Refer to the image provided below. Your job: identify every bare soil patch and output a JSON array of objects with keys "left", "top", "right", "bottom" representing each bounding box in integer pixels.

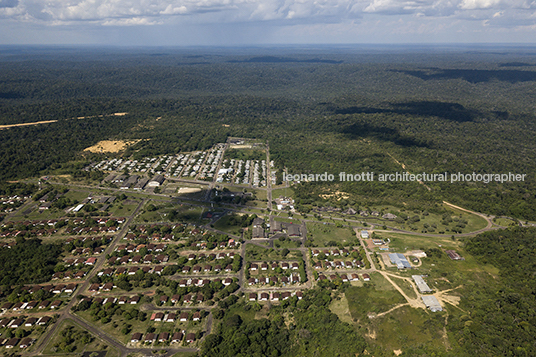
[{"left": 84, "top": 139, "right": 141, "bottom": 154}]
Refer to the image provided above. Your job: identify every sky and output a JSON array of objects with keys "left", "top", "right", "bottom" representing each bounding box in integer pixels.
[{"left": 1, "top": 0, "right": 536, "bottom": 46}]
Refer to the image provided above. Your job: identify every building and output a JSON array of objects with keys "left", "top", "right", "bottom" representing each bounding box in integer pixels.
[
  {"left": 412, "top": 275, "right": 433, "bottom": 293},
  {"left": 287, "top": 224, "right": 300, "bottom": 237},
  {"left": 445, "top": 250, "right": 464, "bottom": 260},
  {"left": 422, "top": 295, "right": 443, "bottom": 312},
  {"left": 252, "top": 226, "right": 265, "bottom": 239},
  {"left": 360, "top": 230, "right": 369, "bottom": 239},
  {"left": 389, "top": 253, "right": 412, "bottom": 269},
  {"left": 147, "top": 174, "right": 165, "bottom": 187}
]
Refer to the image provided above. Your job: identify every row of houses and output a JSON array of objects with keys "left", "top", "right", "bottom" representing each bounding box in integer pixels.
[
  {"left": 312, "top": 248, "right": 352, "bottom": 257},
  {"left": 130, "top": 331, "right": 195, "bottom": 344},
  {"left": 249, "top": 291, "right": 303, "bottom": 301},
  {"left": 314, "top": 260, "right": 364, "bottom": 270},
  {"left": 318, "top": 273, "right": 370, "bottom": 282},
  {"left": 2, "top": 299, "right": 62, "bottom": 311},
  {"left": 117, "top": 242, "right": 167, "bottom": 253},
  {"left": 150, "top": 310, "right": 203, "bottom": 322},
  {"left": 184, "top": 251, "right": 236, "bottom": 261},
  {"left": 181, "top": 264, "right": 233, "bottom": 274},
  {"left": 107, "top": 254, "right": 169, "bottom": 265},
  {"left": 250, "top": 261, "right": 299, "bottom": 271},
  {"left": 177, "top": 277, "right": 229, "bottom": 288},
  {"left": 247, "top": 275, "right": 301, "bottom": 285},
  {"left": 0, "top": 316, "right": 51, "bottom": 329},
  {"left": 21, "top": 283, "right": 76, "bottom": 296},
  {"left": 1, "top": 336, "right": 35, "bottom": 349},
  {"left": 100, "top": 265, "right": 165, "bottom": 276}
]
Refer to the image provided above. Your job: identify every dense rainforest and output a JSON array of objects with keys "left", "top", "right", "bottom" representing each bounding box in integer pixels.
[{"left": 1, "top": 45, "right": 535, "bottom": 220}]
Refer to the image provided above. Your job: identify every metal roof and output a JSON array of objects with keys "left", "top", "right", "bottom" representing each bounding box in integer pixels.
[
  {"left": 388, "top": 253, "right": 412, "bottom": 269},
  {"left": 421, "top": 295, "right": 443, "bottom": 312}
]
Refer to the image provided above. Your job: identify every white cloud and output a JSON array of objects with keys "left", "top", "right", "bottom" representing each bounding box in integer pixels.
[
  {"left": 459, "top": 0, "right": 501, "bottom": 10},
  {"left": 0, "top": 0, "right": 534, "bottom": 40}
]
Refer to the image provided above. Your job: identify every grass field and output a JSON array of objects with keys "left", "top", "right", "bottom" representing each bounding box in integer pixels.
[
  {"left": 306, "top": 222, "right": 357, "bottom": 246},
  {"left": 245, "top": 244, "right": 303, "bottom": 261},
  {"left": 272, "top": 187, "right": 294, "bottom": 199},
  {"left": 346, "top": 273, "right": 406, "bottom": 318},
  {"left": 42, "top": 318, "right": 119, "bottom": 356},
  {"left": 493, "top": 217, "right": 517, "bottom": 227}
]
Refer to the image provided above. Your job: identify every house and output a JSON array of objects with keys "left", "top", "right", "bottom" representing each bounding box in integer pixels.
[
  {"left": 183, "top": 294, "right": 192, "bottom": 303},
  {"left": 25, "top": 317, "right": 38, "bottom": 326},
  {"left": 128, "top": 296, "right": 140, "bottom": 304},
  {"left": 223, "top": 278, "right": 232, "bottom": 286},
  {"left": 272, "top": 292, "right": 280, "bottom": 301},
  {"left": 144, "top": 332, "right": 156, "bottom": 343},
  {"left": 50, "top": 300, "right": 62, "bottom": 309},
  {"left": 249, "top": 293, "right": 257, "bottom": 301},
  {"left": 180, "top": 312, "right": 189, "bottom": 321},
  {"left": 296, "top": 291, "right": 303, "bottom": 299},
  {"left": 166, "top": 312, "right": 176, "bottom": 322},
  {"left": 360, "top": 230, "right": 369, "bottom": 239},
  {"left": 118, "top": 296, "right": 128, "bottom": 304},
  {"left": 260, "top": 292, "right": 269, "bottom": 301},
  {"left": 154, "top": 312, "right": 164, "bottom": 322},
  {"left": 250, "top": 263, "right": 258, "bottom": 271},
  {"left": 37, "top": 316, "right": 51, "bottom": 325},
  {"left": 362, "top": 274, "right": 371, "bottom": 281},
  {"left": 5, "top": 338, "right": 19, "bottom": 348},
  {"left": 102, "top": 282, "right": 113, "bottom": 291},
  {"left": 281, "top": 292, "right": 292, "bottom": 300},
  {"left": 9, "top": 318, "right": 24, "bottom": 328},
  {"left": 131, "top": 332, "right": 143, "bottom": 343},
  {"left": 85, "top": 257, "right": 97, "bottom": 265},
  {"left": 193, "top": 311, "right": 201, "bottom": 321},
  {"left": 160, "top": 295, "right": 169, "bottom": 303},
  {"left": 158, "top": 332, "right": 169, "bottom": 342},
  {"left": 26, "top": 300, "right": 38, "bottom": 309},
  {"left": 172, "top": 331, "right": 183, "bottom": 343},
  {"left": 185, "top": 333, "right": 196, "bottom": 343},
  {"left": 19, "top": 337, "right": 34, "bottom": 348}
]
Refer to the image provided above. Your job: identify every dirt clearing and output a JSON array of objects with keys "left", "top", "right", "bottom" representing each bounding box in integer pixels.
[{"left": 83, "top": 139, "right": 141, "bottom": 153}]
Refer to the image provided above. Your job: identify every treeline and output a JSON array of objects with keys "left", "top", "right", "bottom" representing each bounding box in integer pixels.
[{"left": 448, "top": 227, "right": 536, "bottom": 356}]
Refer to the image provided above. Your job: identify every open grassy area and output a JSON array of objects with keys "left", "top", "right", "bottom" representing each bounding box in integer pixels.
[
  {"left": 370, "top": 305, "right": 447, "bottom": 352},
  {"left": 329, "top": 293, "right": 354, "bottom": 325},
  {"left": 42, "top": 318, "right": 119, "bottom": 356},
  {"left": 372, "top": 231, "right": 459, "bottom": 252},
  {"left": 245, "top": 244, "right": 303, "bottom": 261},
  {"left": 272, "top": 187, "right": 294, "bottom": 199},
  {"left": 346, "top": 273, "right": 406, "bottom": 318},
  {"left": 213, "top": 213, "right": 245, "bottom": 235},
  {"left": 493, "top": 217, "right": 517, "bottom": 227},
  {"left": 306, "top": 221, "right": 357, "bottom": 247}
]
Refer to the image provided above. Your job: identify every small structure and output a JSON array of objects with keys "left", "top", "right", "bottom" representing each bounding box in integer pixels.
[
  {"left": 360, "top": 230, "right": 369, "bottom": 239},
  {"left": 445, "top": 250, "right": 464, "bottom": 260},
  {"left": 422, "top": 295, "right": 443, "bottom": 312}
]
